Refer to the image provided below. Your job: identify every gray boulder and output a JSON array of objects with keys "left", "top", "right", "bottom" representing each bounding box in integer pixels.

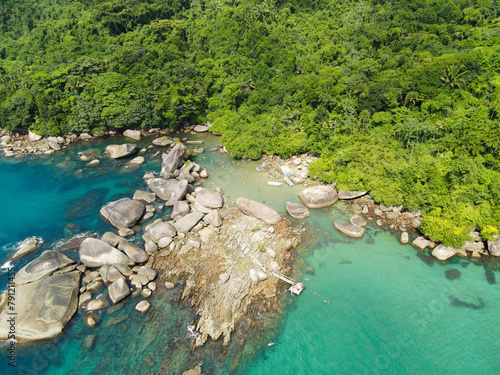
[
  {"left": 122, "top": 243, "right": 149, "bottom": 263},
  {"left": 161, "top": 143, "right": 187, "bottom": 175},
  {"left": 152, "top": 137, "right": 173, "bottom": 147},
  {"left": 10, "top": 237, "right": 40, "bottom": 260},
  {"left": 285, "top": 202, "right": 310, "bottom": 219},
  {"left": 236, "top": 197, "right": 281, "bottom": 224},
  {"left": 15, "top": 250, "right": 75, "bottom": 285},
  {"left": 205, "top": 210, "right": 223, "bottom": 227},
  {"left": 108, "top": 278, "right": 130, "bottom": 304},
  {"left": 193, "top": 125, "right": 209, "bottom": 132},
  {"left": 195, "top": 190, "right": 223, "bottom": 209},
  {"left": 79, "top": 238, "right": 134, "bottom": 267},
  {"left": 133, "top": 190, "right": 156, "bottom": 203},
  {"left": 123, "top": 129, "right": 141, "bottom": 140},
  {"left": 143, "top": 222, "right": 177, "bottom": 243},
  {"left": 101, "top": 232, "right": 127, "bottom": 249},
  {"left": 171, "top": 201, "right": 190, "bottom": 219},
  {"left": 100, "top": 198, "right": 145, "bottom": 228},
  {"left": 104, "top": 144, "right": 138, "bottom": 159},
  {"left": 488, "top": 237, "right": 500, "bottom": 256},
  {"left": 147, "top": 178, "right": 188, "bottom": 202},
  {"left": 333, "top": 222, "right": 365, "bottom": 238},
  {"left": 298, "top": 186, "right": 338, "bottom": 208},
  {"left": 412, "top": 236, "right": 431, "bottom": 251},
  {"left": 174, "top": 212, "right": 204, "bottom": 233},
  {"left": 0, "top": 271, "right": 80, "bottom": 342}
]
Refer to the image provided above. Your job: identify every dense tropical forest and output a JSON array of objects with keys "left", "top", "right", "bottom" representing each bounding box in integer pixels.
[{"left": 1, "top": 0, "right": 499, "bottom": 246}]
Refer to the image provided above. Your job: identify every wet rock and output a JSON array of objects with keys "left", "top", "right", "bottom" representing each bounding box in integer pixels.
[
  {"left": 79, "top": 238, "right": 134, "bottom": 267},
  {"left": 431, "top": 245, "right": 457, "bottom": 261},
  {"left": 148, "top": 282, "right": 157, "bottom": 291},
  {"left": 125, "top": 156, "right": 145, "bottom": 168},
  {"left": 86, "top": 159, "right": 100, "bottom": 167},
  {"left": 106, "top": 266, "right": 124, "bottom": 283},
  {"left": 236, "top": 197, "right": 281, "bottom": 224},
  {"left": 349, "top": 215, "right": 366, "bottom": 227},
  {"left": 161, "top": 143, "right": 188, "bottom": 175},
  {"left": 135, "top": 300, "right": 150, "bottom": 313},
  {"left": 83, "top": 271, "right": 100, "bottom": 284},
  {"left": 86, "top": 298, "right": 107, "bottom": 312},
  {"left": 83, "top": 314, "right": 97, "bottom": 328},
  {"left": 0, "top": 272, "right": 80, "bottom": 342},
  {"left": 148, "top": 178, "right": 188, "bottom": 202},
  {"left": 333, "top": 222, "right": 365, "bottom": 238},
  {"left": 79, "top": 292, "right": 92, "bottom": 308},
  {"left": 298, "top": 185, "right": 338, "bottom": 209},
  {"left": 108, "top": 278, "right": 130, "bottom": 304},
  {"left": 10, "top": 237, "right": 40, "bottom": 260},
  {"left": 174, "top": 212, "right": 205, "bottom": 233},
  {"left": 285, "top": 202, "right": 310, "bottom": 219},
  {"left": 143, "top": 221, "right": 177, "bottom": 243},
  {"left": 100, "top": 198, "right": 145, "bottom": 228},
  {"left": 141, "top": 288, "right": 152, "bottom": 298},
  {"left": 123, "top": 129, "right": 141, "bottom": 140},
  {"left": 118, "top": 227, "right": 135, "bottom": 237},
  {"left": 153, "top": 137, "right": 173, "bottom": 147},
  {"left": 445, "top": 269, "right": 461, "bottom": 280},
  {"left": 122, "top": 243, "right": 148, "bottom": 263},
  {"left": 104, "top": 144, "right": 138, "bottom": 159},
  {"left": 15, "top": 250, "right": 75, "bottom": 285}
]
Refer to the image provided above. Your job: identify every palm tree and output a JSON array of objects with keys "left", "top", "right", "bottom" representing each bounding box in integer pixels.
[{"left": 441, "top": 65, "right": 468, "bottom": 89}]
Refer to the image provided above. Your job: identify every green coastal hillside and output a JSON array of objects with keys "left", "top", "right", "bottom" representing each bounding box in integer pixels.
[{"left": 1, "top": 0, "right": 499, "bottom": 246}]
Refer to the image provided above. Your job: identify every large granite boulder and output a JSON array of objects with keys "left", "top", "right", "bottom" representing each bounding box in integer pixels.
[
  {"left": 104, "top": 144, "right": 138, "bottom": 159},
  {"left": 285, "top": 202, "right": 310, "bottom": 219},
  {"left": 79, "top": 238, "right": 134, "bottom": 267},
  {"left": 431, "top": 245, "right": 457, "bottom": 261},
  {"left": 10, "top": 237, "right": 40, "bottom": 260},
  {"left": 174, "top": 212, "right": 204, "bottom": 233},
  {"left": 488, "top": 237, "right": 500, "bottom": 256},
  {"left": 15, "top": 250, "right": 75, "bottom": 285},
  {"left": 298, "top": 186, "right": 338, "bottom": 208},
  {"left": 100, "top": 198, "right": 145, "bottom": 228},
  {"left": 161, "top": 143, "right": 187, "bottom": 175},
  {"left": 333, "top": 222, "right": 365, "bottom": 238},
  {"left": 108, "top": 278, "right": 130, "bottom": 304},
  {"left": 143, "top": 222, "right": 177, "bottom": 243},
  {"left": 0, "top": 271, "right": 80, "bottom": 342},
  {"left": 236, "top": 197, "right": 281, "bottom": 224},
  {"left": 195, "top": 190, "right": 223, "bottom": 209},
  {"left": 147, "top": 178, "right": 188, "bottom": 202}
]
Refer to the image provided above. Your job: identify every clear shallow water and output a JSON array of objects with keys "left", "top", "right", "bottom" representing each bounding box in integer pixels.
[{"left": 0, "top": 134, "right": 499, "bottom": 374}]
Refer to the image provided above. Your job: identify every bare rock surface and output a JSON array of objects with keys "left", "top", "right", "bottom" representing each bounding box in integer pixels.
[
  {"left": 432, "top": 245, "right": 457, "bottom": 261},
  {"left": 15, "top": 250, "right": 75, "bottom": 285},
  {"left": 100, "top": 198, "right": 145, "bottom": 228},
  {"left": 298, "top": 185, "right": 338, "bottom": 208},
  {"left": 147, "top": 178, "right": 188, "bottom": 202},
  {"left": 236, "top": 197, "right": 281, "bottom": 224},
  {"left": 161, "top": 143, "right": 187, "bottom": 175},
  {"left": 79, "top": 238, "right": 134, "bottom": 267},
  {"left": 338, "top": 191, "right": 367, "bottom": 200},
  {"left": 153, "top": 209, "right": 299, "bottom": 348},
  {"left": 10, "top": 236, "right": 40, "bottom": 260}
]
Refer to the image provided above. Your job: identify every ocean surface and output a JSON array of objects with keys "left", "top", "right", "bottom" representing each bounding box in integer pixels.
[{"left": 0, "top": 134, "right": 499, "bottom": 375}]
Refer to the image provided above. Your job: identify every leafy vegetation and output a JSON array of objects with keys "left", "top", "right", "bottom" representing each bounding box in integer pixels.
[{"left": 1, "top": 0, "right": 499, "bottom": 246}]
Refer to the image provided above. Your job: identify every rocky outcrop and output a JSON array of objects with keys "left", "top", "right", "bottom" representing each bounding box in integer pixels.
[
  {"left": 10, "top": 237, "right": 40, "bottom": 260},
  {"left": 79, "top": 238, "right": 134, "bottom": 267},
  {"left": 285, "top": 202, "right": 310, "bottom": 219},
  {"left": 0, "top": 271, "right": 80, "bottom": 342},
  {"left": 100, "top": 198, "right": 145, "bottom": 228},
  {"left": 147, "top": 178, "right": 188, "bottom": 202},
  {"left": 104, "top": 144, "right": 138, "bottom": 159},
  {"left": 431, "top": 245, "right": 457, "bottom": 261},
  {"left": 298, "top": 185, "right": 338, "bottom": 208},
  {"left": 236, "top": 197, "right": 281, "bottom": 224},
  {"left": 15, "top": 250, "right": 75, "bottom": 285},
  {"left": 161, "top": 143, "right": 187, "bottom": 175},
  {"left": 333, "top": 222, "right": 365, "bottom": 238},
  {"left": 338, "top": 191, "right": 367, "bottom": 200}
]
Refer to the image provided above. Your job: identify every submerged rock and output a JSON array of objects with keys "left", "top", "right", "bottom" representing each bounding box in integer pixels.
[
  {"left": 15, "top": 250, "right": 75, "bottom": 285},
  {"left": 0, "top": 272, "right": 80, "bottom": 342},
  {"left": 65, "top": 188, "right": 108, "bottom": 220},
  {"left": 445, "top": 269, "right": 461, "bottom": 280},
  {"left": 236, "top": 197, "right": 281, "bottom": 224},
  {"left": 333, "top": 222, "right": 365, "bottom": 238},
  {"left": 349, "top": 215, "right": 366, "bottom": 227},
  {"left": 298, "top": 185, "right": 338, "bottom": 208},
  {"left": 100, "top": 198, "right": 145, "bottom": 228},
  {"left": 285, "top": 202, "right": 310, "bottom": 219}
]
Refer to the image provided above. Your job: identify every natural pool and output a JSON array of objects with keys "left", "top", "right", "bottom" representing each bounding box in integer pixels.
[{"left": 0, "top": 133, "right": 499, "bottom": 374}]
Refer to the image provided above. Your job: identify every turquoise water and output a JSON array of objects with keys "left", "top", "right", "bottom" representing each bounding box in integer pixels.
[{"left": 1, "top": 134, "right": 499, "bottom": 374}]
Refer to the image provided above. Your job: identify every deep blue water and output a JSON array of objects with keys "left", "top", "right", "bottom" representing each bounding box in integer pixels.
[{"left": 0, "top": 134, "right": 499, "bottom": 375}]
